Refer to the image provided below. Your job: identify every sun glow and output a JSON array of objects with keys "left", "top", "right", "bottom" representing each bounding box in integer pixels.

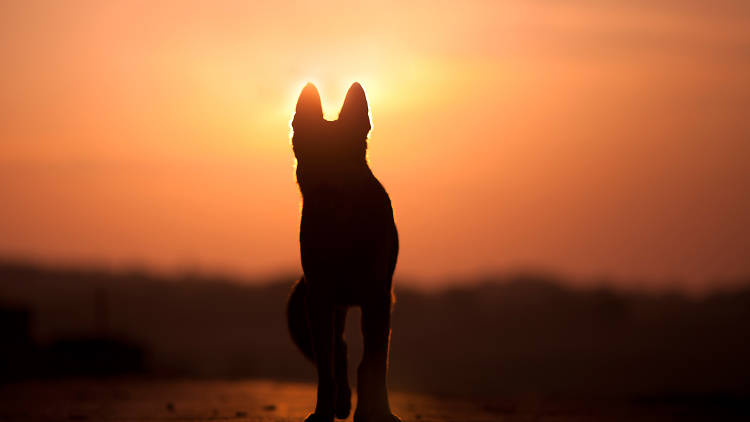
[{"left": 289, "top": 77, "right": 380, "bottom": 122}]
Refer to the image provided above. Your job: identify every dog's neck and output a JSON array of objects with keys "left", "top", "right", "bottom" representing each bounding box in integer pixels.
[{"left": 296, "top": 158, "right": 373, "bottom": 197}]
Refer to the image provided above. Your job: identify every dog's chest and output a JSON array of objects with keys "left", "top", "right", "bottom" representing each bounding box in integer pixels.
[{"left": 300, "top": 196, "right": 368, "bottom": 243}]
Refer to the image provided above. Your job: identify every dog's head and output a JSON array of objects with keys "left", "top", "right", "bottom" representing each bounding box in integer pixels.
[{"left": 291, "top": 83, "right": 371, "bottom": 172}]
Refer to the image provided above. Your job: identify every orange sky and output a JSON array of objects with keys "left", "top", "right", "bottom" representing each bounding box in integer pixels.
[{"left": 1, "top": 1, "right": 749, "bottom": 292}]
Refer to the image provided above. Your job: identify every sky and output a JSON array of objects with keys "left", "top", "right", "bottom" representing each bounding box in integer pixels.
[{"left": 1, "top": 1, "right": 749, "bottom": 292}]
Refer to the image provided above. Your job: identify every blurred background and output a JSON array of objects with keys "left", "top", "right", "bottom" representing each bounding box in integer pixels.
[{"left": 1, "top": 0, "right": 749, "bottom": 403}]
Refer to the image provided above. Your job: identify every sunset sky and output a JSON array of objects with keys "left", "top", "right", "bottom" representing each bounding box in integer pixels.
[{"left": 1, "top": 1, "right": 749, "bottom": 292}]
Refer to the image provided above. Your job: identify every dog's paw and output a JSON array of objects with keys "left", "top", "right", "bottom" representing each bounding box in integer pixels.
[
  {"left": 335, "top": 386, "right": 351, "bottom": 419},
  {"left": 305, "top": 412, "right": 334, "bottom": 422},
  {"left": 353, "top": 410, "right": 401, "bottom": 422}
]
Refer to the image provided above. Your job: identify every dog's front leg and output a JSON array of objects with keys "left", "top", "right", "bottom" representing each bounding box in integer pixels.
[
  {"left": 355, "top": 294, "right": 401, "bottom": 422},
  {"left": 305, "top": 291, "right": 336, "bottom": 422}
]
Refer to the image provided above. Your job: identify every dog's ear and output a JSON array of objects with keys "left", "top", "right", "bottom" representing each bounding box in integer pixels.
[
  {"left": 292, "top": 83, "right": 323, "bottom": 131},
  {"left": 338, "top": 82, "right": 371, "bottom": 136}
]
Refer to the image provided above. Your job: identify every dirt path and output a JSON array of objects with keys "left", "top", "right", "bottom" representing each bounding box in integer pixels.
[{"left": 0, "top": 379, "right": 743, "bottom": 421}]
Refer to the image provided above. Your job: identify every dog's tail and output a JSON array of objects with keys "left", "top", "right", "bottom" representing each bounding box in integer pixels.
[{"left": 287, "top": 277, "right": 314, "bottom": 362}]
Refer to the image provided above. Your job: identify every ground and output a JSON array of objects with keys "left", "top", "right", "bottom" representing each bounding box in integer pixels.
[{"left": 0, "top": 379, "right": 743, "bottom": 422}]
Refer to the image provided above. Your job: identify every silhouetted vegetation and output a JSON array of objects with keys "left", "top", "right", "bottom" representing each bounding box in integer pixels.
[{"left": 1, "top": 260, "right": 748, "bottom": 398}]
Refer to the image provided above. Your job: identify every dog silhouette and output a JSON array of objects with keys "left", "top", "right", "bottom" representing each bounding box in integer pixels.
[{"left": 287, "top": 82, "right": 400, "bottom": 422}]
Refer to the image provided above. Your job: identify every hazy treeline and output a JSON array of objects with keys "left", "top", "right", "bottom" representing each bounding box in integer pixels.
[{"left": 1, "top": 261, "right": 748, "bottom": 397}]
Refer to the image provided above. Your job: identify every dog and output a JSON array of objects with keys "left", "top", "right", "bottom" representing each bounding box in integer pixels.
[{"left": 287, "top": 82, "right": 400, "bottom": 422}]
